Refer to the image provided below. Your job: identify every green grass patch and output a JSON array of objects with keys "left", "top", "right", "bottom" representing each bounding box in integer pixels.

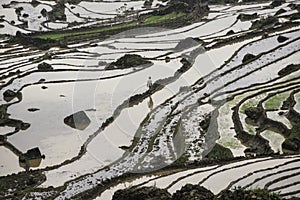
[
  {"left": 36, "top": 12, "right": 185, "bottom": 40},
  {"left": 245, "top": 124, "right": 255, "bottom": 134},
  {"left": 143, "top": 12, "right": 185, "bottom": 24},
  {"left": 264, "top": 92, "right": 290, "bottom": 110},
  {"left": 37, "top": 22, "right": 136, "bottom": 40},
  {"left": 240, "top": 99, "right": 257, "bottom": 114},
  {"left": 205, "top": 143, "right": 233, "bottom": 159},
  {"left": 288, "top": 125, "right": 300, "bottom": 140}
]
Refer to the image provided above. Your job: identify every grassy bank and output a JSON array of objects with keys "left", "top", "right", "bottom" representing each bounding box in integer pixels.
[{"left": 35, "top": 12, "right": 185, "bottom": 40}]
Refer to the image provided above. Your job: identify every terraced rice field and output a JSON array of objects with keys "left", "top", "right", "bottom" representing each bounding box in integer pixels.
[{"left": 0, "top": 0, "right": 300, "bottom": 199}]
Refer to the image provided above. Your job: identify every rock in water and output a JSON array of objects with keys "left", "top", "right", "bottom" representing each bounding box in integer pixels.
[
  {"left": 64, "top": 111, "right": 91, "bottom": 130},
  {"left": 242, "top": 53, "right": 256, "bottom": 63},
  {"left": 277, "top": 35, "right": 289, "bottom": 43}
]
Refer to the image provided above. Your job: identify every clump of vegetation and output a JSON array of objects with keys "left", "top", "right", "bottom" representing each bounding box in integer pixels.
[
  {"left": 207, "top": 0, "right": 238, "bottom": 4},
  {"left": 47, "top": 1, "right": 66, "bottom": 21},
  {"left": 143, "top": 0, "right": 153, "bottom": 8},
  {"left": 244, "top": 106, "right": 265, "bottom": 122},
  {"left": 282, "top": 124, "right": 300, "bottom": 153},
  {"left": 113, "top": 186, "right": 172, "bottom": 200},
  {"left": 9, "top": 31, "right": 63, "bottom": 50},
  {"left": 237, "top": 13, "right": 258, "bottom": 21},
  {"left": 106, "top": 54, "right": 152, "bottom": 70},
  {"left": 205, "top": 143, "right": 234, "bottom": 160},
  {"left": 275, "top": 8, "right": 287, "bottom": 15},
  {"left": 270, "top": 0, "right": 286, "bottom": 8},
  {"left": 37, "top": 62, "right": 53, "bottom": 71},
  {"left": 113, "top": 184, "right": 286, "bottom": 200},
  {"left": 219, "top": 187, "right": 283, "bottom": 199},
  {"left": 172, "top": 184, "right": 214, "bottom": 200},
  {"left": 251, "top": 16, "right": 279, "bottom": 29},
  {"left": 278, "top": 64, "right": 300, "bottom": 77},
  {"left": 290, "top": 13, "right": 300, "bottom": 21},
  {"left": 0, "top": 171, "right": 46, "bottom": 199},
  {"left": 36, "top": 11, "right": 186, "bottom": 40}
]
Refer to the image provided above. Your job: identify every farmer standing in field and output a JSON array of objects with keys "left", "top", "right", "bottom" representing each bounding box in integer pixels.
[{"left": 147, "top": 76, "right": 152, "bottom": 89}]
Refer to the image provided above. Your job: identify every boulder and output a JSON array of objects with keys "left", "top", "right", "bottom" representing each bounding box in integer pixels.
[
  {"left": 64, "top": 111, "right": 91, "bottom": 130},
  {"left": 37, "top": 62, "right": 53, "bottom": 71}
]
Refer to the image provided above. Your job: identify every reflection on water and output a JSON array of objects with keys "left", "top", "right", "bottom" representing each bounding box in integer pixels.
[{"left": 147, "top": 96, "right": 153, "bottom": 110}]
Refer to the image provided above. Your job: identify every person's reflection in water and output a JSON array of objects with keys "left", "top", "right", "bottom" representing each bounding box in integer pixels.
[{"left": 148, "top": 96, "right": 153, "bottom": 110}]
